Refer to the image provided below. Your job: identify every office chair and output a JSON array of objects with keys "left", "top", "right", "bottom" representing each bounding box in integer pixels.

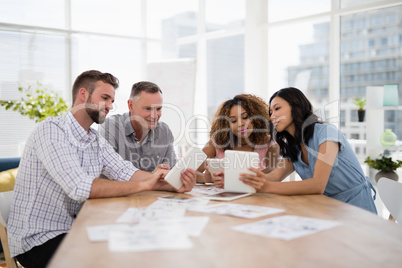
[
  {"left": 377, "top": 177, "right": 402, "bottom": 224},
  {"left": 0, "top": 190, "right": 18, "bottom": 268}
]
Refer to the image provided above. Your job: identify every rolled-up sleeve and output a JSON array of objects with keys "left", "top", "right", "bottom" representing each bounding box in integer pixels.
[
  {"left": 316, "top": 123, "right": 345, "bottom": 151},
  {"left": 35, "top": 122, "right": 95, "bottom": 202},
  {"left": 99, "top": 136, "right": 139, "bottom": 181}
]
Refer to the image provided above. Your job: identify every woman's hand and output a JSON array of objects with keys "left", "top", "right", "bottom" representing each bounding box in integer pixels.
[
  {"left": 204, "top": 168, "right": 213, "bottom": 183},
  {"left": 239, "top": 167, "right": 268, "bottom": 191},
  {"left": 213, "top": 170, "right": 224, "bottom": 188}
]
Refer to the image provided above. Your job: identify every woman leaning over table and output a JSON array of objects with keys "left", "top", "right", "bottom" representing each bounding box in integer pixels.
[
  {"left": 196, "top": 94, "right": 280, "bottom": 187},
  {"left": 240, "top": 87, "right": 377, "bottom": 213}
]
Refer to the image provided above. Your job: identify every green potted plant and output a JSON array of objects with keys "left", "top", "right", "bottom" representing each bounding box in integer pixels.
[
  {"left": 352, "top": 97, "right": 366, "bottom": 122},
  {"left": 0, "top": 82, "right": 68, "bottom": 122},
  {"left": 365, "top": 154, "right": 402, "bottom": 182}
]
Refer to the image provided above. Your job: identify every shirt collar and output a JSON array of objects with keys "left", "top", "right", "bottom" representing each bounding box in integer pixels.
[
  {"left": 124, "top": 112, "right": 158, "bottom": 142},
  {"left": 67, "top": 111, "right": 97, "bottom": 144}
]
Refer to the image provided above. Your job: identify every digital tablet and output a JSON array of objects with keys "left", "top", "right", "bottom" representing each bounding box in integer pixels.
[
  {"left": 206, "top": 158, "right": 225, "bottom": 176},
  {"left": 204, "top": 191, "right": 252, "bottom": 201},
  {"left": 164, "top": 147, "right": 207, "bottom": 190},
  {"left": 224, "top": 150, "right": 259, "bottom": 193}
]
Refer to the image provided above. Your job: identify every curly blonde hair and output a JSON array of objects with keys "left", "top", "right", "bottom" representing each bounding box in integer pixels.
[{"left": 210, "top": 94, "right": 272, "bottom": 151}]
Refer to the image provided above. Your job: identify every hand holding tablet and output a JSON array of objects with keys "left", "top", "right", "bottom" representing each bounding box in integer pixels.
[
  {"left": 206, "top": 158, "right": 225, "bottom": 177},
  {"left": 164, "top": 147, "right": 207, "bottom": 190},
  {"left": 204, "top": 150, "right": 259, "bottom": 201}
]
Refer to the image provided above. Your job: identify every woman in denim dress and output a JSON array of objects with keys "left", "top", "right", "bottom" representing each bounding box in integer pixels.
[{"left": 240, "top": 87, "right": 377, "bottom": 213}]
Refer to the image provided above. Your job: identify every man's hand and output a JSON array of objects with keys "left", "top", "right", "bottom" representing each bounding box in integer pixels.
[
  {"left": 143, "top": 169, "right": 169, "bottom": 191},
  {"left": 152, "top": 163, "right": 170, "bottom": 173},
  {"left": 177, "top": 168, "right": 196, "bottom": 193}
]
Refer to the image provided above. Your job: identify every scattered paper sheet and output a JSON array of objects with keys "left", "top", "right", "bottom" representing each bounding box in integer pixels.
[
  {"left": 231, "top": 215, "right": 342, "bottom": 240},
  {"left": 89, "top": 197, "right": 213, "bottom": 252},
  {"left": 140, "top": 216, "right": 210, "bottom": 237},
  {"left": 147, "top": 197, "right": 209, "bottom": 210},
  {"left": 108, "top": 224, "right": 193, "bottom": 252},
  {"left": 190, "top": 187, "right": 226, "bottom": 196},
  {"left": 188, "top": 203, "right": 285, "bottom": 219},
  {"left": 87, "top": 216, "right": 209, "bottom": 242},
  {"left": 86, "top": 224, "right": 132, "bottom": 242},
  {"left": 116, "top": 206, "right": 186, "bottom": 223}
]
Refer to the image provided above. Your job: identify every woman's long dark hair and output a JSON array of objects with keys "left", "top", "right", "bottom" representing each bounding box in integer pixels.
[{"left": 269, "top": 87, "right": 322, "bottom": 162}]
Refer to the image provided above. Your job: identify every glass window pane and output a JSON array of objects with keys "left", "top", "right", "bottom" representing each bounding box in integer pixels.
[
  {"left": 339, "top": 6, "right": 402, "bottom": 138},
  {"left": 0, "top": 29, "right": 67, "bottom": 157},
  {"left": 147, "top": 41, "right": 162, "bottom": 62},
  {"left": 160, "top": 13, "right": 197, "bottom": 59},
  {"left": 205, "top": 0, "right": 245, "bottom": 32},
  {"left": 71, "top": 34, "right": 142, "bottom": 115},
  {"left": 147, "top": 0, "right": 197, "bottom": 39},
  {"left": 71, "top": 0, "right": 141, "bottom": 36},
  {"left": 178, "top": 44, "right": 197, "bottom": 59},
  {"left": 268, "top": 18, "right": 330, "bottom": 112},
  {"left": 341, "top": 0, "right": 387, "bottom": 9},
  {"left": 0, "top": 0, "right": 65, "bottom": 28},
  {"left": 207, "top": 35, "right": 244, "bottom": 118},
  {"left": 268, "top": 0, "right": 330, "bottom": 22}
]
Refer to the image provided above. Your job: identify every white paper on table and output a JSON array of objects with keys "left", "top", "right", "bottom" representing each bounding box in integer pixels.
[
  {"left": 108, "top": 224, "right": 193, "bottom": 252},
  {"left": 139, "top": 216, "right": 210, "bottom": 237},
  {"left": 188, "top": 203, "right": 285, "bottom": 219},
  {"left": 148, "top": 197, "right": 209, "bottom": 210},
  {"left": 189, "top": 187, "right": 225, "bottom": 196},
  {"left": 231, "top": 215, "right": 342, "bottom": 240},
  {"left": 86, "top": 224, "right": 132, "bottom": 242},
  {"left": 116, "top": 206, "right": 186, "bottom": 223}
]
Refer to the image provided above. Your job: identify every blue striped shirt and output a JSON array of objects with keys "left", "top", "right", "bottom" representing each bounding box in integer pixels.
[{"left": 8, "top": 111, "right": 138, "bottom": 257}]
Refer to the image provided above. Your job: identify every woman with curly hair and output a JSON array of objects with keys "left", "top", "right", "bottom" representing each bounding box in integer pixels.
[
  {"left": 240, "top": 87, "right": 377, "bottom": 213},
  {"left": 196, "top": 94, "right": 280, "bottom": 187}
]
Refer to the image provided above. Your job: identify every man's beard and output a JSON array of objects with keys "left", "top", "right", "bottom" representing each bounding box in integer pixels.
[{"left": 85, "top": 97, "right": 106, "bottom": 124}]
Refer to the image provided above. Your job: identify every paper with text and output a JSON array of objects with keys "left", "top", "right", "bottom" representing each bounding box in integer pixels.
[
  {"left": 108, "top": 224, "right": 193, "bottom": 252},
  {"left": 116, "top": 207, "right": 186, "bottom": 223},
  {"left": 231, "top": 215, "right": 342, "bottom": 240},
  {"left": 188, "top": 203, "right": 284, "bottom": 219}
]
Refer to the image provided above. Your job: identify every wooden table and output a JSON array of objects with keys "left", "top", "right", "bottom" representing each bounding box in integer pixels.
[{"left": 48, "top": 188, "right": 402, "bottom": 268}]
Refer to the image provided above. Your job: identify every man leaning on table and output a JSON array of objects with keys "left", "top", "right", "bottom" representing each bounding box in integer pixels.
[
  {"left": 7, "top": 70, "right": 196, "bottom": 268},
  {"left": 99, "top": 81, "right": 177, "bottom": 172}
]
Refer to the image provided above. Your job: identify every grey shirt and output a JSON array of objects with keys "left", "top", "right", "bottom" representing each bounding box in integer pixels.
[{"left": 99, "top": 112, "right": 177, "bottom": 172}]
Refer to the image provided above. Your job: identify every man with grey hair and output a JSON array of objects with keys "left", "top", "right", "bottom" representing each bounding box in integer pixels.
[{"left": 99, "top": 81, "right": 177, "bottom": 172}]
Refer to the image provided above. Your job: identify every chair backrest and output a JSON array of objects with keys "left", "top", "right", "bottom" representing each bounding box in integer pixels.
[
  {"left": 0, "top": 157, "right": 20, "bottom": 172},
  {"left": 377, "top": 177, "right": 402, "bottom": 223},
  {"left": 0, "top": 190, "right": 14, "bottom": 227}
]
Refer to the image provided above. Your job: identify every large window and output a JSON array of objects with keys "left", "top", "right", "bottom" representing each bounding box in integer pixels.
[
  {"left": 0, "top": 29, "right": 68, "bottom": 157},
  {"left": 0, "top": 0, "right": 401, "bottom": 157},
  {"left": 268, "top": 0, "right": 330, "bottom": 22},
  {"left": 339, "top": 5, "right": 402, "bottom": 144},
  {"left": 205, "top": 0, "right": 245, "bottom": 32},
  {"left": 267, "top": 18, "right": 330, "bottom": 111},
  {"left": 147, "top": 0, "right": 197, "bottom": 39},
  {"left": 71, "top": 0, "right": 142, "bottom": 35},
  {"left": 0, "top": 0, "right": 65, "bottom": 28},
  {"left": 207, "top": 35, "right": 244, "bottom": 118}
]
